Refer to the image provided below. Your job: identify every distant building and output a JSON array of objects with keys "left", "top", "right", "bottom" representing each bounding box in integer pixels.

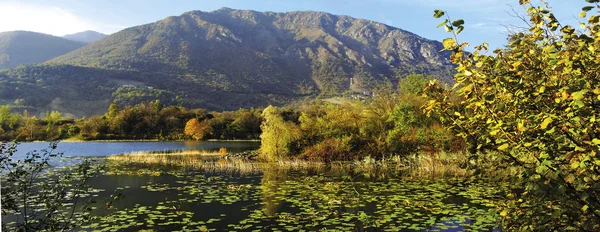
[
  {"left": 122, "top": 84, "right": 135, "bottom": 88},
  {"left": 147, "top": 86, "right": 154, "bottom": 90}
]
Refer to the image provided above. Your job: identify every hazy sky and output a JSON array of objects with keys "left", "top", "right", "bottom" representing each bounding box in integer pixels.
[{"left": 0, "top": 0, "right": 584, "bottom": 49}]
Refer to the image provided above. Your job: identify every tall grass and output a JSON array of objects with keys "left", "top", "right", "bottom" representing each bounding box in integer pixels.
[{"left": 107, "top": 150, "right": 515, "bottom": 179}]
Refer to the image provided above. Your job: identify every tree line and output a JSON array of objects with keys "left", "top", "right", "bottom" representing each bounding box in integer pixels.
[{"left": 0, "top": 101, "right": 262, "bottom": 141}]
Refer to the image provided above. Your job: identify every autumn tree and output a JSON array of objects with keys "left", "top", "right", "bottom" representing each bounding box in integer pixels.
[
  {"left": 426, "top": 1, "right": 600, "bottom": 230},
  {"left": 184, "top": 118, "right": 212, "bottom": 141}
]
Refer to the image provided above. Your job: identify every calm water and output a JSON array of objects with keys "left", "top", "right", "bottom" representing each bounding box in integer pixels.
[
  {"left": 2, "top": 141, "right": 505, "bottom": 231},
  {"left": 11, "top": 141, "right": 260, "bottom": 157},
  {"left": 7, "top": 141, "right": 259, "bottom": 166},
  {"left": 78, "top": 164, "right": 504, "bottom": 231}
]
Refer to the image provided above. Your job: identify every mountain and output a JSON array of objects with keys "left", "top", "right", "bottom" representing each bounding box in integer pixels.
[
  {"left": 62, "top": 30, "right": 107, "bottom": 44},
  {"left": 0, "top": 31, "right": 85, "bottom": 69},
  {"left": 1, "top": 9, "right": 453, "bottom": 117}
]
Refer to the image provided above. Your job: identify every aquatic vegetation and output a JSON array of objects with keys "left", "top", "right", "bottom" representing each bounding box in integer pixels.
[{"left": 74, "top": 160, "right": 508, "bottom": 231}]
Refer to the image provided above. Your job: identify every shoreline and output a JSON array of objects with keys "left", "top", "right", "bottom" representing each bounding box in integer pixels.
[{"left": 4, "top": 139, "right": 261, "bottom": 143}]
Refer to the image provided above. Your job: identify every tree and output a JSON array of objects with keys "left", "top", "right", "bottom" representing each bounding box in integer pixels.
[
  {"left": 0, "top": 142, "right": 110, "bottom": 231},
  {"left": 106, "top": 103, "right": 120, "bottom": 120},
  {"left": 397, "top": 74, "right": 432, "bottom": 95},
  {"left": 184, "top": 118, "right": 212, "bottom": 141},
  {"left": 259, "top": 106, "right": 299, "bottom": 161},
  {"left": 426, "top": 1, "right": 600, "bottom": 230},
  {"left": 0, "top": 105, "right": 20, "bottom": 132}
]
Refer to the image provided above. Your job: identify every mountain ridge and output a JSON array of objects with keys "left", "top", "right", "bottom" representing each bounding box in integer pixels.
[
  {"left": 0, "top": 31, "right": 85, "bottom": 69},
  {"left": 62, "top": 30, "right": 108, "bottom": 44},
  {"left": 1, "top": 9, "right": 453, "bottom": 117}
]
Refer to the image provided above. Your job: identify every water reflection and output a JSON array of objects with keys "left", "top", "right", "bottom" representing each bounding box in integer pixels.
[{"left": 260, "top": 165, "right": 287, "bottom": 216}]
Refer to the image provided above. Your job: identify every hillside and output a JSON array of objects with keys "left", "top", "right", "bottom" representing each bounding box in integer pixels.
[
  {"left": 0, "top": 31, "right": 85, "bottom": 70},
  {"left": 1, "top": 9, "right": 453, "bottom": 117},
  {"left": 62, "top": 30, "right": 108, "bottom": 44}
]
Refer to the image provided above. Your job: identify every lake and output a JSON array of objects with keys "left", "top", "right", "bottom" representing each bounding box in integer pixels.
[
  {"left": 2, "top": 141, "right": 504, "bottom": 231},
  {"left": 7, "top": 141, "right": 260, "bottom": 166},
  {"left": 11, "top": 141, "right": 260, "bottom": 157}
]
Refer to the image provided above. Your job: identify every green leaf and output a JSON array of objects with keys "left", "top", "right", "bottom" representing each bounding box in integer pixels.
[
  {"left": 433, "top": 10, "right": 445, "bottom": 18},
  {"left": 541, "top": 117, "right": 553, "bottom": 129},
  {"left": 582, "top": 6, "right": 594, "bottom": 12},
  {"left": 452, "top": 19, "right": 465, "bottom": 27},
  {"left": 580, "top": 11, "right": 587, "bottom": 18},
  {"left": 455, "top": 26, "right": 464, "bottom": 35}
]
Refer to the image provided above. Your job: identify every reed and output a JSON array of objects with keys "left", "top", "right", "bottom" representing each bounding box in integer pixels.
[
  {"left": 107, "top": 149, "right": 221, "bottom": 165},
  {"left": 107, "top": 150, "right": 515, "bottom": 179}
]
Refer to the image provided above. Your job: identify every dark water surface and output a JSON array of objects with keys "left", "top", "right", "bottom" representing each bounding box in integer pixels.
[
  {"left": 79, "top": 163, "right": 504, "bottom": 231},
  {"left": 3, "top": 141, "right": 504, "bottom": 231}
]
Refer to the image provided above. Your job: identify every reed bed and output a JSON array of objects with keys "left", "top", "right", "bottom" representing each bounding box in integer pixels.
[
  {"left": 107, "top": 149, "right": 221, "bottom": 166},
  {"left": 107, "top": 150, "right": 515, "bottom": 179}
]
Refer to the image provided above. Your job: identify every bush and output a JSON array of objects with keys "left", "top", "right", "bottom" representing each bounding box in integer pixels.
[{"left": 427, "top": 1, "right": 600, "bottom": 229}]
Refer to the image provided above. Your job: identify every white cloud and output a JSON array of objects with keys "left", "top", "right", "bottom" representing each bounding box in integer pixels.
[{"left": 0, "top": 2, "right": 126, "bottom": 36}]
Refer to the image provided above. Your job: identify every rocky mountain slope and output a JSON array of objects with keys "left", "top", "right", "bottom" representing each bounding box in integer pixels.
[{"left": 1, "top": 8, "right": 453, "bottom": 117}]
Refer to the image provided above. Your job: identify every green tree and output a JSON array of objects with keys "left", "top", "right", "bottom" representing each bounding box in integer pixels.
[
  {"left": 426, "top": 1, "right": 600, "bottom": 230},
  {"left": 0, "top": 105, "right": 19, "bottom": 132},
  {"left": 397, "top": 74, "right": 432, "bottom": 95},
  {"left": 0, "top": 142, "right": 113, "bottom": 231}
]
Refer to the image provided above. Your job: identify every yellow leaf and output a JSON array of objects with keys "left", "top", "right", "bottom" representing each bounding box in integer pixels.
[
  {"left": 572, "top": 90, "right": 587, "bottom": 100},
  {"left": 562, "top": 91, "right": 570, "bottom": 100},
  {"left": 592, "top": 138, "right": 600, "bottom": 145},
  {"left": 500, "top": 211, "right": 508, "bottom": 217},
  {"left": 442, "top": 38, "right": 456, "bottom": 49},
  {"left": 490, "top": 130, "right": 499, "bottom": 136},
  {"left": 540, "top": 117, "right": 553, "bottom": 129},
  {"left": 571, "top": 161, "right": 579, "bottom": 169},
  {"left": 538, "top": 86, "right": 545, "bottom": 93},
  {"left": 498, "top": 144, "right": 509, "bottom": 151},
  {"left": 518, "top": 122, "right": 526, "bottom": 132},
  {"left": 582, "top": 205, "right": 589, "bottom": 212}
]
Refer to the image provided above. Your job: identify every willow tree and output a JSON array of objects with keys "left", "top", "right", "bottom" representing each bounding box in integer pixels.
[
  {"left": 259, "top": 106, "right": 299, "bottom": 161},
  {"left": 426, "top": 0, "right": 600, "bottom": 230}
]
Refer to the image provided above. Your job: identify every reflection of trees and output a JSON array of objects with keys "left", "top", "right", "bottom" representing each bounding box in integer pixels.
[{"left": 260, "top": 165, "right": 288, "bottom": 216}]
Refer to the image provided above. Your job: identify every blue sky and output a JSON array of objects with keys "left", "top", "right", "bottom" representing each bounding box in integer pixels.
[{"left": 0, "top": 0, "right": 584, "bottom": 49}]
